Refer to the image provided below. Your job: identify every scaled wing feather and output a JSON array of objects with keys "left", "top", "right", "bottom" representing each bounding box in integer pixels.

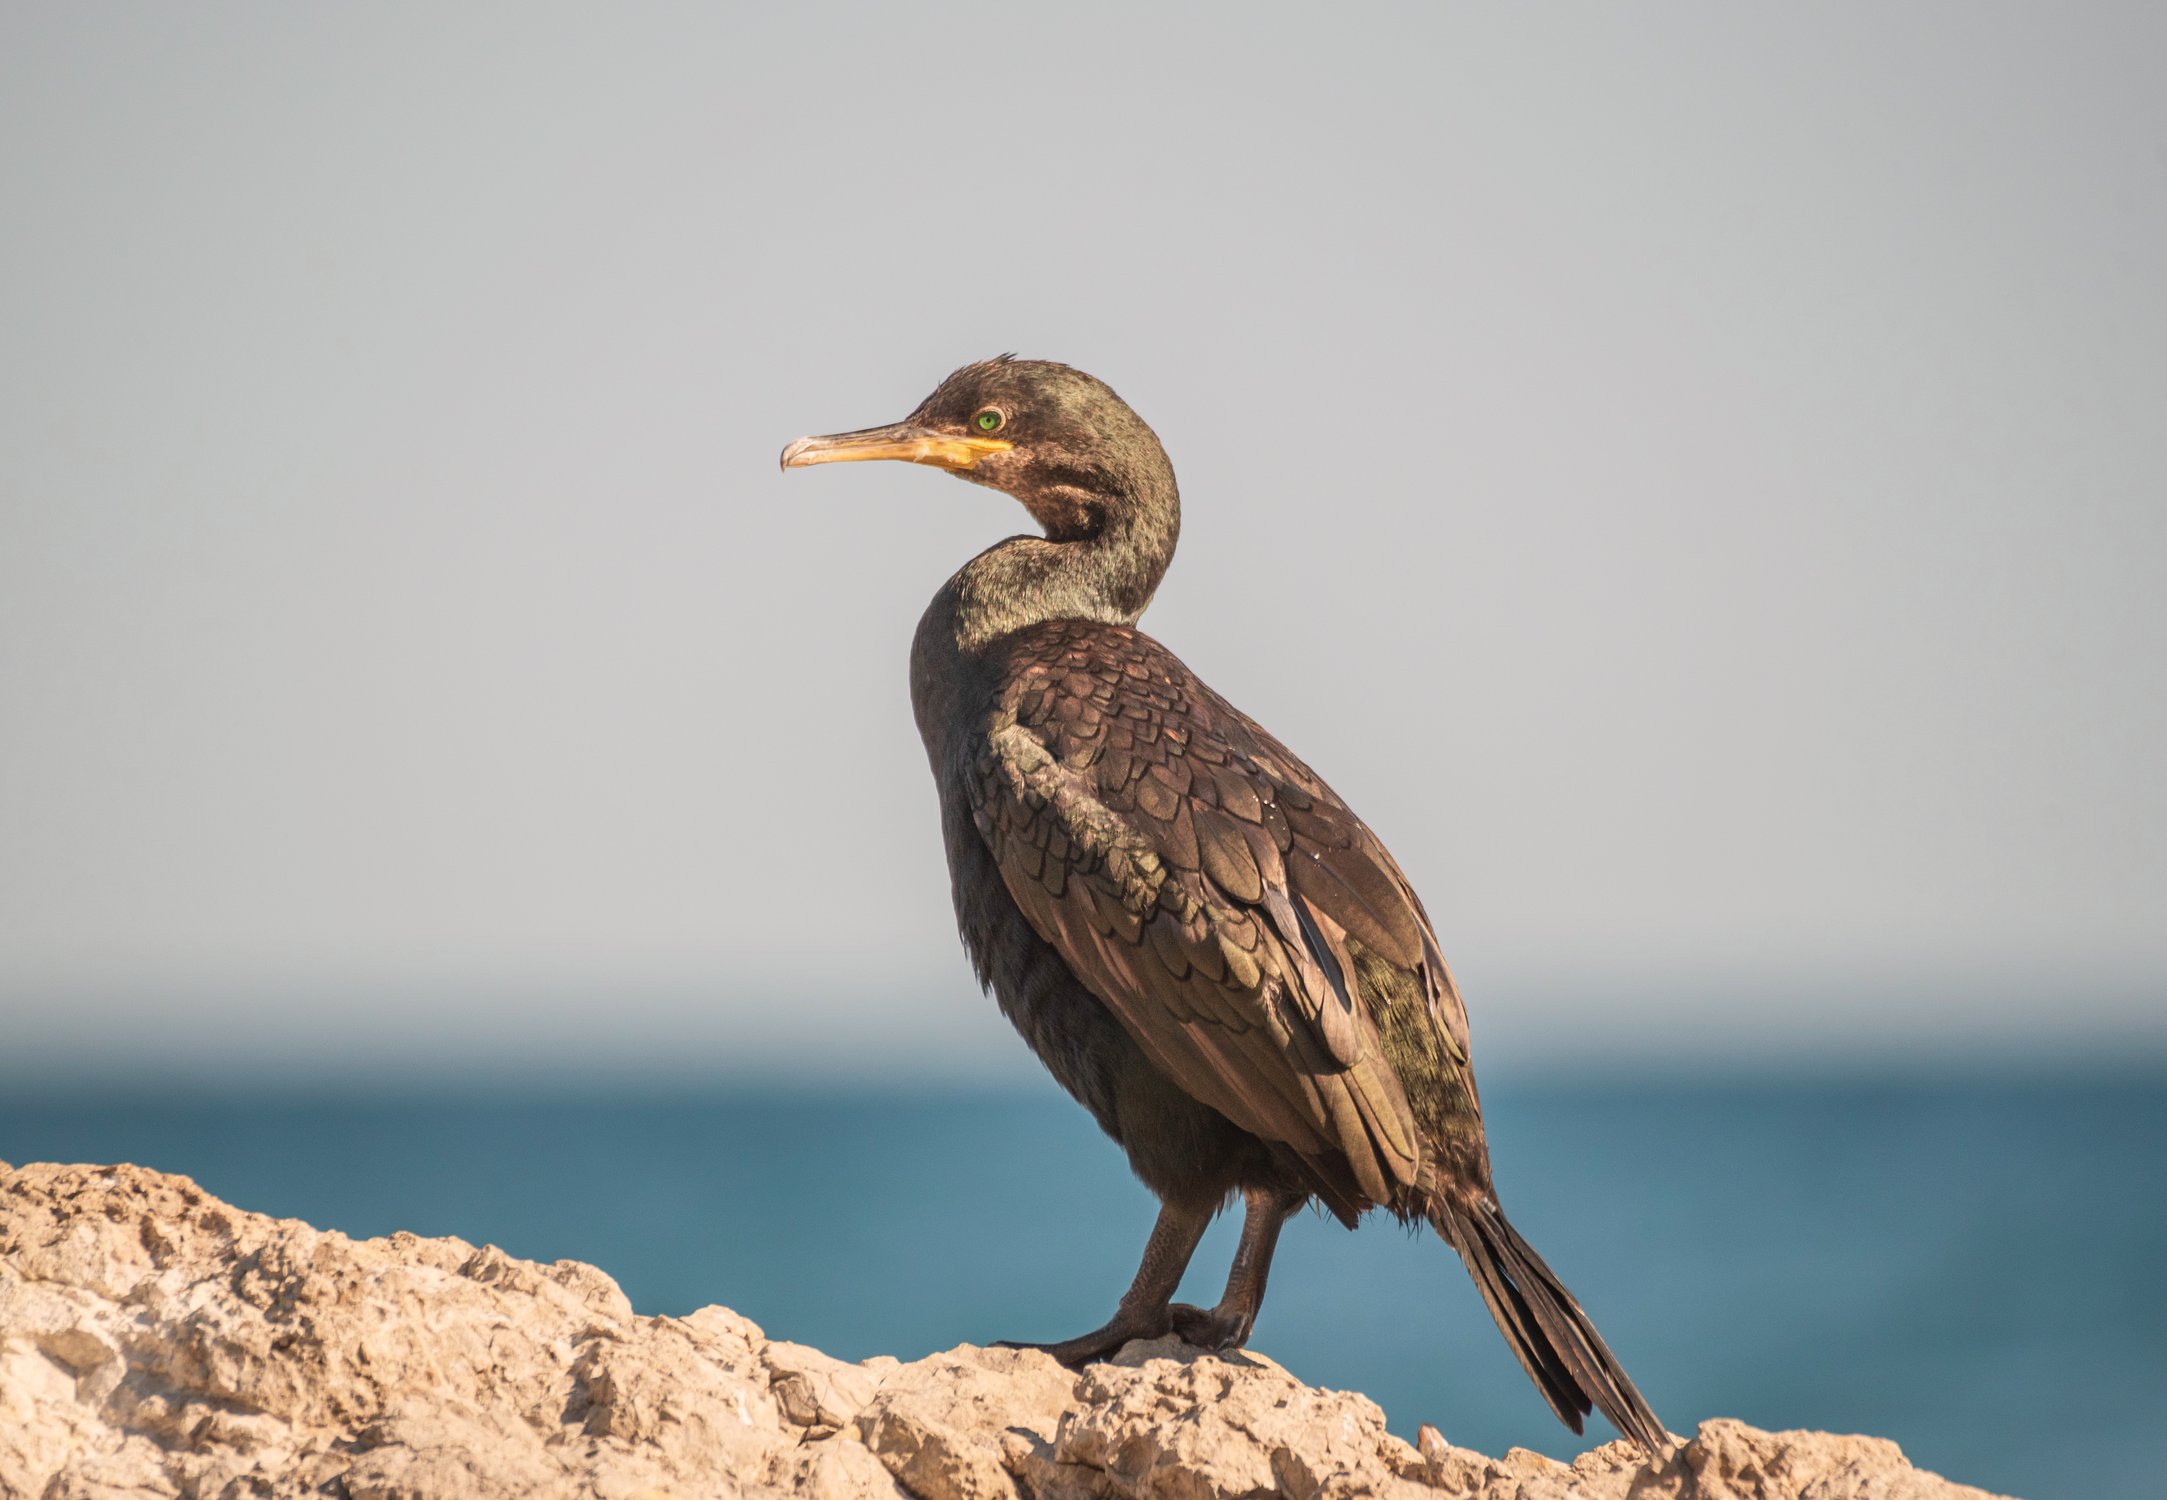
[{"left": 965, "top": 620, "right": 1470, "bottom": 1209}]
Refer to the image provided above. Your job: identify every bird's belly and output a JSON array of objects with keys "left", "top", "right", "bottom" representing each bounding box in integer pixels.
[
  {"left": 938, "top": 779, "right": 1272, "bottom": 1205},
  {"left": 941, "top": 787, "right": 1124, "bottom": 1128}
]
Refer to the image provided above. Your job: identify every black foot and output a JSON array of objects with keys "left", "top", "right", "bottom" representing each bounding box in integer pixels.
[
  {"left": 1169, "top": 1300, "right": 1259, "bottom": 1352},
  {"left": 994, "top": 1307, "right": 1172, "bottom": 1367}
]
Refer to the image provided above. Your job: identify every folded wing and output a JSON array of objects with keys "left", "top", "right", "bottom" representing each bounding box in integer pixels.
[{"left": 966, "top": 620, "right": 1474, "bottom": 1217}]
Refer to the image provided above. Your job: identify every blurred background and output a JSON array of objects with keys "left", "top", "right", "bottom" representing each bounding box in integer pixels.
[{"left": 1, "top": 6, "right": 2161, "bottom": 1498}]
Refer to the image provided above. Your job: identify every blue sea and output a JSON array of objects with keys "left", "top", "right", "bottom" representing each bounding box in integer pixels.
[{"left": 4, "top": 1069, "right": 2160, "bottom": 1500}]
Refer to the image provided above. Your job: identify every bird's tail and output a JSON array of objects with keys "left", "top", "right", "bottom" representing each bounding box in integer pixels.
[{"left": 1430, "top": 1196, "right": 1669, "bottom": 1454}]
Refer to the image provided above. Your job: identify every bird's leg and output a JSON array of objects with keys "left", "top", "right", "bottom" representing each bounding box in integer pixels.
[
  {"left": 1169, "top": 1186, "right": 1305, "bottom": 1351},
  {"left": 996, "top": 1198, "right": 1213, "bottom": 1367}
]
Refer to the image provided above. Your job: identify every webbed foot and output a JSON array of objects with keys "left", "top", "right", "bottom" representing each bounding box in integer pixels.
[
  {"left": 995, "top": 1306, "right": 1173, "bottom": 1367},
  {"left": 1169, "top": 1299, "right": 1259, "bottom": 1351}
]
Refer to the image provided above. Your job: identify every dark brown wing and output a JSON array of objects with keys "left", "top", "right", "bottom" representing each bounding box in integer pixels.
[{"left": 966, "top": 619, "right": 1473, "bottom": 1211}]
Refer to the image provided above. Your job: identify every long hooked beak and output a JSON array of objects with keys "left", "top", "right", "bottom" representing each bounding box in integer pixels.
[{"left": 779, "top": 421, "right": 1012, "bottom": 474}]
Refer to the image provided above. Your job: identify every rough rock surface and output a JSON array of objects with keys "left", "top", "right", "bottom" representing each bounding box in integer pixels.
[{"left": 0, "top": 1161, "right": 2012, "bottom": 1500}]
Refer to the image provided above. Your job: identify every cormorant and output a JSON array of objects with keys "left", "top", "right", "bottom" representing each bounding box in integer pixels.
[{"left": 780, "top": 357, "right": 1667, "bottom": 1452}]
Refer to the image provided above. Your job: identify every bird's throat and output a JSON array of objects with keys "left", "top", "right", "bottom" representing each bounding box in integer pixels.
[{"left": 950, "top": 479, "right": 1180, "bottom": 654}]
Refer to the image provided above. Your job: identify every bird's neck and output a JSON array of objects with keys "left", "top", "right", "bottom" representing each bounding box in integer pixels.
[{"left": 947, "top": 475, "right": 1181, "bottom": 654}]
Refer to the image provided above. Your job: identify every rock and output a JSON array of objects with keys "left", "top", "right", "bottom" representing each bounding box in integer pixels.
[{"left": 0, "top": 1161, "right": 2014, "bottom": 1500}]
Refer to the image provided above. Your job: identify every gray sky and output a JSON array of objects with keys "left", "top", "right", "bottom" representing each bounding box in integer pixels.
[{"left": 2, "top": 4, "right": 2161, "bottom": 1083}]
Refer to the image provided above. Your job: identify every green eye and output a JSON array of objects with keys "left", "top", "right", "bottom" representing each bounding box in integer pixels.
[{"left": 975, "top": 409, "right": 1003, "bottom": 432}]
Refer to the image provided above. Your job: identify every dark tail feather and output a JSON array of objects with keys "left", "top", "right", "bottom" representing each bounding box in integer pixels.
[{"left": 1432, "top": 1197, "right": 1669, "bottom": 1454}]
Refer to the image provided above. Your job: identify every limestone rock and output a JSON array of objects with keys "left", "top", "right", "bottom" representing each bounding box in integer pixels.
[{"left": 0, "top": 1161, "right": 2014, "bottom": 1500}]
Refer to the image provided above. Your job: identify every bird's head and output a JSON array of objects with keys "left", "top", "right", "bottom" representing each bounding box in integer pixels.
[{"left": 780, "top": 356, "right": 1175, "bottom": 542}]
